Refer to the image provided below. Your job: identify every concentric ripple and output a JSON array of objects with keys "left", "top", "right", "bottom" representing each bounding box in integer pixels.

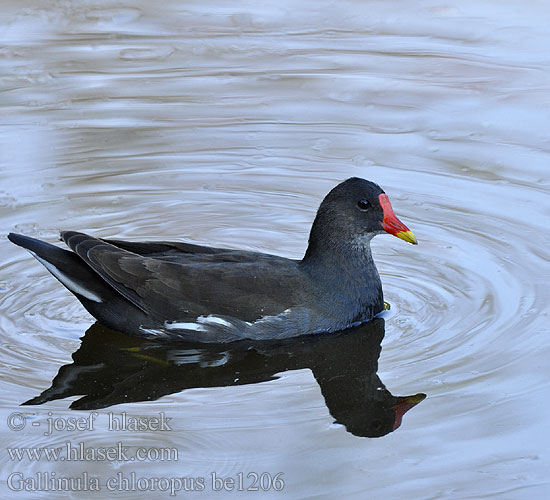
[{"left": 377, "top": 168, "right": 546, "bottom": 391}]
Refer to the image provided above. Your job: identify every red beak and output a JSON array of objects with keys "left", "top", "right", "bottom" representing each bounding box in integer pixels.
[
  {"left": 392, "top": 393, "right": 426, "bottom": 430},
  {"left": 379, "top": 193, "right": 417, "bottom": 245}
]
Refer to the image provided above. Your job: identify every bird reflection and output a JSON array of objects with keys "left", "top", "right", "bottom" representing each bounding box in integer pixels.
[{"left": 23, "top": 318, "right": 425, "bottom": 438}]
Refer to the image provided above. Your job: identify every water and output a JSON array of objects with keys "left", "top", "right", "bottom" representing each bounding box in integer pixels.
[{"left": 1, "top": 0, "right": 549, "bottom": 498}]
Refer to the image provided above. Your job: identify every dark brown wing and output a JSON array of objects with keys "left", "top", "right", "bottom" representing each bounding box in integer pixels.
[{"left": 62, "top": 231, "right": 302, "bottom": 323}]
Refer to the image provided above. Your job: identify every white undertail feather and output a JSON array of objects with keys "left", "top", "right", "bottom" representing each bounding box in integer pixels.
[{"left": 29, "top": 251, "right": 103, "bottom": 303}]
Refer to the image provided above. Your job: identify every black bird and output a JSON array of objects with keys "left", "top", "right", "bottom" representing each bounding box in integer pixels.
[{"left": 8, "top": 177, "right": 417, "bottom": 342}]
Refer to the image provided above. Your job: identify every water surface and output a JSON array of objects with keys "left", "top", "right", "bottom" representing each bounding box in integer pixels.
[{"left": 1, "top": 0, "right": 549, "bottom": 498}]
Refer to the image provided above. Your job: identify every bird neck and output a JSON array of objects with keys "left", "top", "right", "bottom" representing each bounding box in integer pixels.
[
  {"left": 300, "top": 234, "right": 383, "bottom": 325},
  {"left": 300, "top": 231, "right": 379, "bottom": 283}
]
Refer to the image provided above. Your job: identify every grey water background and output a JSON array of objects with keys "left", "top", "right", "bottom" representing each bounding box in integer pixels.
[{"left": 1, "top": 0, "right": 549, "bottom": 498}]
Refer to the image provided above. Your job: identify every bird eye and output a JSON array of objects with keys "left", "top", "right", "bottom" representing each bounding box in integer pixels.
[{"left": 357, "top": 199, "right": 371, "bottom": 210}]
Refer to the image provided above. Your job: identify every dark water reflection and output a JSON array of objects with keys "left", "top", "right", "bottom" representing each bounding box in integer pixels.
[{"left": 24, "top": 319, "right": 425, "bottom": 438}]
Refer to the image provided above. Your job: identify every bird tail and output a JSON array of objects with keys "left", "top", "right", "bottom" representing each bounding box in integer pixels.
[{"left": 8, "top": 233, "right": 106, "bottom": 303}]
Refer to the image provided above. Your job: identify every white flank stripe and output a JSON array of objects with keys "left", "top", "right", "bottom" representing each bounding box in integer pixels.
[
  {"left": 139, "top": 326, "right": 167, "bottom": 337},
  {"left": 30, "top": 251, "right": 103, "bottom": 303},
  {"left": 164, "top": 321, "right": 207, "bottom": 331},
  {"left": 252, "top": 308, "right": 293, "bottom": 325},
  {"left": 197, "top": 315, "right": 233, "bottom": 327}
]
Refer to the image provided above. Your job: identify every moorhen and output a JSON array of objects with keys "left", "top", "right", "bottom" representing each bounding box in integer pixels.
[{"left": 8, "top": 177, "right": 417, "bottom": 342}]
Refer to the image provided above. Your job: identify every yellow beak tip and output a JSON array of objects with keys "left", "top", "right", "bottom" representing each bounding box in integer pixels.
[{"left": 396, "top": 231, "right": 418, "bottom": 245}]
